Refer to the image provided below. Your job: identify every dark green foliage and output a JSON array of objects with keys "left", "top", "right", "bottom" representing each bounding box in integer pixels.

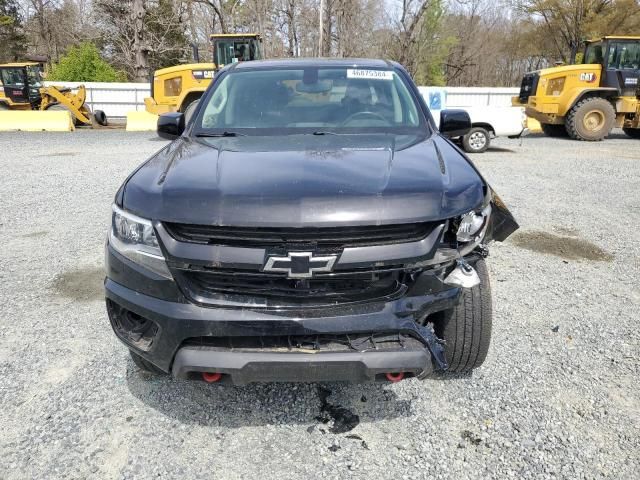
[
  {"left": 412, "top": 0, "right": 453, "bottom": 86},
  {"left": 48, "top": 42, "right": 124, "bottom": 82},
  {"left": 0, "top": 0, "right": 26, "bottom": 62}
]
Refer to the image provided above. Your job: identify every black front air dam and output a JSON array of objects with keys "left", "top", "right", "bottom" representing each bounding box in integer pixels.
[
  {"left": 172, "top": 346, "right": 434, "bottom": 384},
  {"left": 105, "top": 276, "right": 456, "bottom": 374}
]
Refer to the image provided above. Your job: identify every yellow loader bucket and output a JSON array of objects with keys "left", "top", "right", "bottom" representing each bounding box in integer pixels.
[{"left": 38, "top": 85, "right": 106, "bottom": 126}]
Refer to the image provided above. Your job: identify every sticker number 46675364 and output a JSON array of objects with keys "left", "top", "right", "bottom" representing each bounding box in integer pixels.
[{"left": 347, "top": 69, "right": 394, "bottom": 81}]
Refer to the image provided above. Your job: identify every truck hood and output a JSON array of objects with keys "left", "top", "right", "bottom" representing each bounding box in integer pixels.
[{"left": 121, "top": 134, "right": 486, "bottom": 227}]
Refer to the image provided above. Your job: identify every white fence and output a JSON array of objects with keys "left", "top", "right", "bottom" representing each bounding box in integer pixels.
[{"left": 45, "top": 81, "right": 520, "bottom": 118}]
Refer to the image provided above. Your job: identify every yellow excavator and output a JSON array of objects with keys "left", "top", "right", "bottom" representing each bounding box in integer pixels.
[
  {"left": 513, "top": 36, "right": 640, "bottom": 141},
  {"left": 0, "top": 62, "right": 107, "bottom": 126},
  {"left": 145, "top": 33, "right": 262, "bottom": 122}
]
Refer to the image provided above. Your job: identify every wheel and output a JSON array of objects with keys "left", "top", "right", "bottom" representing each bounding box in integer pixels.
[
  {"left": 436, "top": 259, "right": 492, "bottom": 373},
  {"left": 129, "top": 350, "right": 165, "bottom": 375},
  {"left": 93, "top": 110, "right": 108, "bottom": 126},
  {"left": 541, "top": 123, "right": 569, "bottom": 137},
  {"left": 462, "top": 127, "right": 491, "bottom": 153},
  {"left": 182, "top": 98, "right": 200, "bottom": 125},
  {"left": 566, "top": 97, "right": 615, "bottom": 141},
  {"left": 0, "top": 103, "right": 8, "bottom": 110},
  {"left": 623, "top": 127, "right": 640, "bottom": 139}
]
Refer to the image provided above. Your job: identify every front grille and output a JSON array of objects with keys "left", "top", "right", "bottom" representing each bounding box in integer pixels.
[
  {"left": 519, "top": 72, "right": 539, "bottom": 103},
  {"left": 176, "top": 268, "right": 406, "bottom": 306},
  {"left": 163, "top": 222, "right": 435, "bottom": 248}
]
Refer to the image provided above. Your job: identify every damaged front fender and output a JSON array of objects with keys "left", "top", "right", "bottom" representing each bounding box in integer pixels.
[{"left": 486, "top": 190, "right": 519, "bottom": 242}]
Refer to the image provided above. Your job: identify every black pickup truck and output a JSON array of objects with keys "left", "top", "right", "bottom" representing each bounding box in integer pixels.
[{"left": 105, "top": 58, "right": 518, "bottom": 384}]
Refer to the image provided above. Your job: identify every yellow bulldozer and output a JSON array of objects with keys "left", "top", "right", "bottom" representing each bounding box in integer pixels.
[
  {"left": 513, "top": 36, "right": 640, "bottom": 141},
  {"left": 0, "top": 62, "right": 107, "bottom": 126},
  {"left": 145, "top": 33, "right": 262, "bottom": 122}
]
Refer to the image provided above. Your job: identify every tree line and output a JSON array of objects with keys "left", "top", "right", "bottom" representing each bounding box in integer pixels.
[{"left": 1, "top": 0, "right": 640, "bottom": 86}]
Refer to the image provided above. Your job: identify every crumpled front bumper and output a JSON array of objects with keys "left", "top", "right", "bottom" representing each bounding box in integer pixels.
[
  {"left": 105, "top": 276, "right": 457, "bottom": 383},
  {"left": 105, "top": 240, "right": 460, "bottom": 383}
]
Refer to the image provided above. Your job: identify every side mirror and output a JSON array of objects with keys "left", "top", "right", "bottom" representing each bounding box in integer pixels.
[
  {"left": 439, "top": 109, "right": 472, "bottom": 138},
  {"left": 157, "top": 112, "right": 185, "bottom": 140}
]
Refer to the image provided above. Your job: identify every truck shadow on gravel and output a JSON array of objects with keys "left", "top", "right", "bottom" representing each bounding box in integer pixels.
[
  {"left": 509, "top": 230, "right": 613, "bottom": 262},
  {"left": 52, "top": 266, "right": 104, "bottom": 302},
  {"left": 486, "top": 146, "right": 517, "bottom": 153},
  {"left": 125, "top": 366, "right": 416, "bottom": 430}
]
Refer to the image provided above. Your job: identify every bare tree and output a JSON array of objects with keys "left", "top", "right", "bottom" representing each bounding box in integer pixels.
[
  {"left": 514, "top": 0, "right": 640, "bottom": 63},
  {"left": 130, "top": 0, "right": 149, "bottom": 82},
  {"left": 192, "top": 0, "right": 243, "bottom": 33},
  {"left": 395, "top": 0, "right": 433, "bottom": 69},
  {"left": 21, "top": 0, "right": 637, "bottom": 86},
  {"left": 95, "top": 0, "right": 188, "bottom": 81},
  {"left": 285, "top": 0, "right": 299, "bottom": 56}
]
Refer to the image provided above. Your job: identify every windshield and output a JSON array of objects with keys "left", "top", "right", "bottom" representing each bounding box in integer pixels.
[
  {"left": 195, "top": 67, "right": 425, "bottom": 135},
  {"left": 0, "top": 67, "right": 25, "bottom": 86},
  {"left": 214, "top": 39, "right": 261, "bottom": 67},
  {"left": 584, "top": 43, "right": 604, "bottom": 64}
]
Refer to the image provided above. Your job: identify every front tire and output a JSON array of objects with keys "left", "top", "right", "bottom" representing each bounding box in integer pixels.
[
  {"left": 129, "top": 350, "right": 165, "bottom": 375},
  {"left": 462, "top": 127, "right": 490, "bottom": 153},
  {"left": 566, "top": 97, "right": 615, "bottom": 141},
  {"left": 541, "top": 123, "right": 568, "bottom": 138},
  {"left": 623, "top": 127, "right": 640, "bottom": 139},
  {"left": 437, "top": 259, "right": 492, "bottom": 373}
]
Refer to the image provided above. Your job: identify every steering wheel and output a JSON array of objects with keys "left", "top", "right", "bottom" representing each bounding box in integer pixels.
[{"left": 340, "top": 111, "right": 390, "bottom": 127}]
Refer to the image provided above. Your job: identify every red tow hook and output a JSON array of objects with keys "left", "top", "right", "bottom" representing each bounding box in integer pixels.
[
  {"left": 385, "top": 372, "right": 405, "bottom": 383},
  {"left": 202, "top": 372, "right": 222, "bottom": 383}
]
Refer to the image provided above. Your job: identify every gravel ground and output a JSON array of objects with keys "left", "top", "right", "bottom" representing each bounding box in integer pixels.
[{"left": 0, "top": 130, "right": 638, "bottom": 479}]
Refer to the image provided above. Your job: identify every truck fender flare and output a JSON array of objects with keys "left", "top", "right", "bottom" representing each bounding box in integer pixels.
[{"left": 470, "top": 122, "right": 495, "bottom": 135}]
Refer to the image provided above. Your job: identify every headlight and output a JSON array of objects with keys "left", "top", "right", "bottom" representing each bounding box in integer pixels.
[
  {"left": 456, "top": 204, "right": 491, "bottom": 243},
  {"left": 109, "top": 205, "right": 172, "bottom": 279},
  {"left": 546, "top": 77, "right": 565, "bottom": 96}
]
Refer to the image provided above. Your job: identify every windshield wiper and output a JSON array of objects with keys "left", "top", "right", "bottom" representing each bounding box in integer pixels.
[
  {"left": 195, "top": 131, "right": 247, "bottom": 137},
  {"left": 311, "top": 131, "right": 384, "bottom": 136},
  {"left": 312, "top": 131, "right": 366, "bottom": 136}
]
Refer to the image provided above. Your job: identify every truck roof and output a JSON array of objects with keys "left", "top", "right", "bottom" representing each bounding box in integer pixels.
[
  {"left": 210, "top": 33, "right": 261, "bottom": 39},
  {"left": 232, "top": 58, "right": 396, "bottom": 70}
]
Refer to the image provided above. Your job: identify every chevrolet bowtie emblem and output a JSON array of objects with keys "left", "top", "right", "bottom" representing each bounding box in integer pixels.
[{"left": 263, "top": 252, "right": 337, "bottom": 279}]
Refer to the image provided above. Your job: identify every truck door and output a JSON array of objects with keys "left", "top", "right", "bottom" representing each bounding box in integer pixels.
[
  {"left": 604, "top": 41, "right": 640, "bottom": 96},
  {"left": 0, "top": 67, "right": 29, "bottom": 105}
]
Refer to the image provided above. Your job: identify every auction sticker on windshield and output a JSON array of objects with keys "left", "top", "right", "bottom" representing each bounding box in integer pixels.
[{"left": 347, "top": 69, "right": 394, "bottom": 80}]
